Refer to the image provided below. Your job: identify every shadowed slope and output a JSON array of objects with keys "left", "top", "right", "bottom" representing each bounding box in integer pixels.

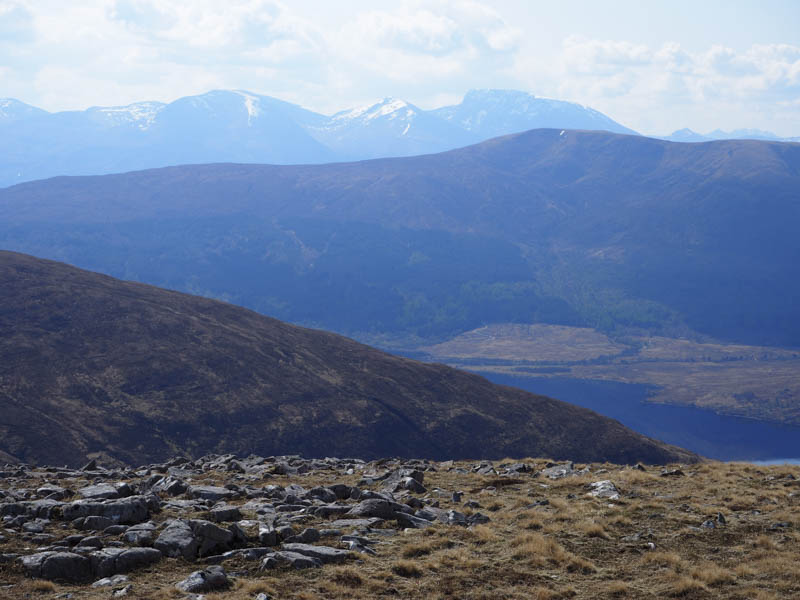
[{"left": 0, "top": 251, "right": 695, "bottom": 467}]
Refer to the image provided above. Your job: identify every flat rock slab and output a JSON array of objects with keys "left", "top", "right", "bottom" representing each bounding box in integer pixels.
[
  {"left": 261, "top": 551, "right": 322, "bottom": 570},
  {"left": 21, "top": 551, "right": 93, "bottom": 583},
  {"left": 90, "top": 547, "right": 162, "bottom": 578},
  {"left": 188, "top": 485, "right": 235, "bottom": 502},
  {"left": 328, "top": 517, "right": 384, "bottom": 529},
  {"left": 281, "top": 543, "right": 350, "bottom": 564},
  {"left": 78, "top": 484, "right": 120, "bottom": 500}
]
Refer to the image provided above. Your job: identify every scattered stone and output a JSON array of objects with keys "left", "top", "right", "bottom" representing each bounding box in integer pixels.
[
  {"left": 175, "top": 565, "right": 229, "bottom": 593},
  {"left": 586, "top": 480, "right": 620, "bottom": 500},
  {"left": 661, "top": 468, "right": 685, "bottom": 477},
  {"left": 280, "top": 543, "right": 349, "bottom": 564},
  {"left": 540, "top": 463, "right": 575, "bottom": 480},
  {"left": 261, "top": 550, "right": 321, "bottom": 570},
  {"left": 91, "top": 574, "right": 130, "bottom": 588}
]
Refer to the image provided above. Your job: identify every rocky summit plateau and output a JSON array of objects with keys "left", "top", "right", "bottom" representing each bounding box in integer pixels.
[
  {"left": 0, "top": 251, "right": 693, "bottom": 468},
  {"left": 0, "top": 454, "right": 797, "bottom": 599}
]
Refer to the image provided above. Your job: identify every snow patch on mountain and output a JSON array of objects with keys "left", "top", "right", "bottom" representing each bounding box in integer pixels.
[
  {"left": 233, "top": 90, "right": 261, "bottom": 125},
  {"left": 95, "top": 102, "right": 165, "bottom": 130}
]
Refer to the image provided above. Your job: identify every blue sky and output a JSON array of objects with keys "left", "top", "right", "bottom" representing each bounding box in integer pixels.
[{"left": 1, "top": 0, "right": 798, "bottom": 136}]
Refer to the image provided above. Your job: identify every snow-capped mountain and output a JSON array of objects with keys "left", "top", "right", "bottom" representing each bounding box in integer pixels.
[
  {"left": 308, "top": 97, "right": 474, "bottom": 159},
  {"left": 432, "top": 89, "right": 637, "bottom": 138},
  {"left": 0, "top": 99, "right": 48, "bottom": 124},
  {"left": 2, "top": 88, "right": 645, "bottom": 187},
  {"left": 660, "top": 127, "right": 799, "bottom": 143}
]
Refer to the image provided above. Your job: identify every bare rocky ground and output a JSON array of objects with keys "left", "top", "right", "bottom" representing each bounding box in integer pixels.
[{"left": 0, "top": 454, "right": 798, "bottom": 599}]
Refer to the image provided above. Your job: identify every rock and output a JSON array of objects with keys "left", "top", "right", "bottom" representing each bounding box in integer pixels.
[
  {"left": 509, "top": 462, "right": 532, "bottom": 473},
  {"left": 261, "top": 550, "right": 321, "bottom": 570},
  {"left": 37, "top": 485, "right": 69, "bottom": 500},
  {"left": 81, "top": 516, "right": 114, "bottom": 531},
  {"left": 81, "top": 459, "right": 98, "bottom": 471},
  {"left": 175, "top": 565, "right": 229, "bottom": 593},
  {"left": 76, "top": 535, "right": 104, "bottom": 549},
  {"left": 113, "top": 584, "right": 134, "bottom": 597},
  {"left": 346, "top": 498, "right": 412, "bottom": 520},
  {"left": 20, "top": 551, "right": 93, "bottom": 582},
  {"left": 284, "top": 527, "right": 320, "bottom": 544},
  {"left": 90, "top": 547, "right": 162, "bottom": 578},
  {"left": 467, "top": 512, "right": 491, "bottom": 526},
  {"left": 154, "top": 520, "right": 198, "bottom": 560},
  {"left": 151, "top": 476, "right": 187, "bottom": 496},
  {"left": 395, "top": 512, "right": 435, "bottom": 529},
  {"left": 660, "top": 468, "right": 685, "bottom": 477},
  {"left": 22, "top": 518, "right": 49, "bottom": 533},
  {"left": 63, "top": 496, "right": 152, "bottom": 525},
  {"left": 258, "top": 525, "right": 279, "bottom": 546},
  {"left": 281, "top": 543, "right": 350, "bottom": 564},
  {"left": 328, "top": 518, "right": 384, "bottom": 529},
  {"left": 189, "top": 519, "right": 235, "bottom": 557},
  {"left": 91, "top": 574, "right": 130, "bottom": 587},
  {"left": 78, "top": 484, "right": 120, "bottom": 500},
  {"left": 306, "top": 487, "right": 337, "bottom": 503},
  {"left": 188, "top": 485, "right": 235, "bottom": 502},
  {"left": 700, "top": 519, "right": 716, "bottom": 529},
  {"left": 541, "top": 463, "right": 575, "bottom": 480},
  {"left": 104, "top": 525, "right": 128, "bottom": 535},
  {"left": 716, "top": 512, "right": 727, "bottom": 525},
  {"left": 122, "top": 522, "right": 156, "bottom": 546},
  {"left": 208, "top": 504, "right": 242, "bottom": 522},
  {"left": 314, "top": 504, "right": 352, "bottom": 518},
  {"left": 587, "top": 480, "right": 621, "bottom": 500},
  {"left": 451, "top": 491, "right": 464, "bottom": 503}
]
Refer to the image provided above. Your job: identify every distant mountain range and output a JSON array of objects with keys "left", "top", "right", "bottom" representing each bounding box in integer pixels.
[
  {"left": 2, "top": 129, "right": 798, "bottom": 349},
  {"left": 0, "top": 89, "right": 635, "bottom": 187},
  {"left": 0, "top": 250, "right": 695, "bottom": 467},
  {"left": 660, "top": 127, "right": 800, "bottom": 143}
]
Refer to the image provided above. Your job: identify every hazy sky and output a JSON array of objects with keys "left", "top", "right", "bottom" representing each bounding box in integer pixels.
[{"left": 1, "top": 0, "right": 798, "bottom": 136}]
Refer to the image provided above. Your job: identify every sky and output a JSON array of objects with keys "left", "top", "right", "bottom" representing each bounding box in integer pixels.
[{"left": 1, "top": 0, "right": 798, "bottom": 136}]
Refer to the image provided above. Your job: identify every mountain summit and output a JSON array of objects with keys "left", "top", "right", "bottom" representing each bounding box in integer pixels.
[{"left": 432, "top": 89, "right": 637, "bottom": 138}]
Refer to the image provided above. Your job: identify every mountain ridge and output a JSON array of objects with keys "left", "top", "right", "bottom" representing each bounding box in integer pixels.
[
  {"left": 1, "top": 129, "right": 798, "bottom": 349},
  {"left": 0, "top": 89, "right": 634, "bottom": 187}
]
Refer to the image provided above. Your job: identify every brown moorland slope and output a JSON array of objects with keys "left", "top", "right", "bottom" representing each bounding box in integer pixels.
[{"left": 0, "top": 251, "right": 695, "bottom": 467}]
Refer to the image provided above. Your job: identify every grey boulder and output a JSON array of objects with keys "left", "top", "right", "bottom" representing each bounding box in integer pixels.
[
  {"left": 20, "top": 551, "right": 92, "bottom": 582},
  {"left": 90, "top": 547, "right": 162, "bottom": 578},
  {"left": 175, "top": 565, "right": 229, "bottom": 593}
]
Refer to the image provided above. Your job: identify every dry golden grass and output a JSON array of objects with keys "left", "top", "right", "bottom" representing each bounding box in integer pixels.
[{"left": 1, "top": 459, "right": 798, "bottom": 600}]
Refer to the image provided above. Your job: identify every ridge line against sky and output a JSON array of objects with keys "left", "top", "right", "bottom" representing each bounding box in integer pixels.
[{"left": 1, "top": 0, "right": 798, "bottom": 137}]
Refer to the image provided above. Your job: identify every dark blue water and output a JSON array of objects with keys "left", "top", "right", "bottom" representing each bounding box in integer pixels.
[{"left": 477, "top": 373, "right": 800, "bottom": 462}]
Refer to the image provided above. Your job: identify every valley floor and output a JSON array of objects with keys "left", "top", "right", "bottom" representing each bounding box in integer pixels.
[{"left": 418, "top": 324, "right": 800, "bottom": 427}]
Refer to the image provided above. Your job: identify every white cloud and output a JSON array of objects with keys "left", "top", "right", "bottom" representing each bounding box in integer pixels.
[{"left": 0, "top": 1, "right": 34, "bottom": 43}]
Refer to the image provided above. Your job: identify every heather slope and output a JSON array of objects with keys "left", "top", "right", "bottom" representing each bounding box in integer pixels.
[{"left": 0, "top": 251, "right": 694, "bottom": 467}]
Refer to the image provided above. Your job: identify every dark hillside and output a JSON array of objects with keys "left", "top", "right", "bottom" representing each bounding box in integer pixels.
[{"left": 0, "top": 251, "right": 695, "bottom": 467}]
